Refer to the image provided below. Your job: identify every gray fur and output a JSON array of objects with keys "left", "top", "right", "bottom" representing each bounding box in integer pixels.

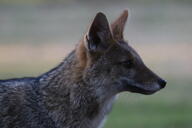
[{"left": 0, "top": 51, "right": 117, "bottom": 128}]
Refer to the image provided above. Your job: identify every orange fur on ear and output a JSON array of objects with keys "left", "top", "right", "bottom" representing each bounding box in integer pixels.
[
  {"left": 111, "top": 10, "right": 128, "bottom": 40},
  {"left": 76, "top": 39, "right": 88, "bottom": 69},
  {"left": 73, "top": 39, "right": 88, "bottom": 81}
]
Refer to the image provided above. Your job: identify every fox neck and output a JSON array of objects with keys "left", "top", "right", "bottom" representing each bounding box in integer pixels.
[
  {"left": 37, "top": 50, "right": 116, "bottom": 128},
  {"left": 38, "top": 50, "right": 77, "bottom": 89}
]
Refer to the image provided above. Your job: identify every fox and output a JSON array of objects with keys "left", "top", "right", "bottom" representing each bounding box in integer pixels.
[{"left": 0, "top": 10, "right": 166, "bottom": 128}]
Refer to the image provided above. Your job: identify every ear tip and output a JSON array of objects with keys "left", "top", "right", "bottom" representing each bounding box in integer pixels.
[
  {"left": 93, "top": 12, "right": 108, "bottom": 24},
  {"left": 95, "top": 12, "right": 107, "bottom": 18},
  {"left": 123, "top": 9, "right": 129, "bottom": 17}
]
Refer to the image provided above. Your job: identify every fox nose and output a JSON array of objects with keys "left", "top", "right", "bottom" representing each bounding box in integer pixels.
[{"left": 158, "top": 79, "right": 166, "bottom": 89}]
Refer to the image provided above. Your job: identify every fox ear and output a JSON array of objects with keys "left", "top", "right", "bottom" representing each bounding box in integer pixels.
[
  {"left": 111, "top": 10, "right": 128, "bottom": 40},
  {"left": 85, "top": 12, "right": 113, "bottom": 53}
]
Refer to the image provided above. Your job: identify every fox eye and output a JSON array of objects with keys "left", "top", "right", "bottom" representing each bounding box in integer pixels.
[{"left": 119, "top": 60, "right": 133, "bottom": 68}]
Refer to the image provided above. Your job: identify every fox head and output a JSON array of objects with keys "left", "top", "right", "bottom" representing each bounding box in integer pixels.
[{"left": 76, "top": 10, "right": 166, "bottom": 95}]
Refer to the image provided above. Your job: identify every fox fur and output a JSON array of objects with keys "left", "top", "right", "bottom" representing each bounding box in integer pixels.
[{"left": 0, "top": 10, "right": 166, "bottom": 128}]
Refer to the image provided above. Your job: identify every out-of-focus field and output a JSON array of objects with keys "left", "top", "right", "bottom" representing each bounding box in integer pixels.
[
  {"left": 0, "top": 43, "right": 191, "bottom": 79},
  {"left": 0, "top": 1, "right": 192, "bottom": 128}
]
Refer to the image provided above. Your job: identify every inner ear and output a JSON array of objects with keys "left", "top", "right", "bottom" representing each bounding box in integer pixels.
[
  {"left": 85, "top": 12, "right": 113, "bottom": 53},
  {"left": 111, "top": 10, "right": 128, "bottom": 41}
]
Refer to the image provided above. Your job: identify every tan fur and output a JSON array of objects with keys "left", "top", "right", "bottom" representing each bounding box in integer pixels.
[
  {"left": 74, "top": 40, "right": 88, "bottom": 82},
  {"left": 76, "top": 40, "right": 88, "bottom": 68},
  {"left": 111, "top": 10, "right": 128, "bottom": 40}
]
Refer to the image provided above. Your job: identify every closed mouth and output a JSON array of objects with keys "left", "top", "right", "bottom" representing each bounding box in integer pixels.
[
  {"left": 125, "top": 84, "right": 160, "bottom": 95},
  {"left": 118, "top": 78, "right": 163, "bottom": 95}
]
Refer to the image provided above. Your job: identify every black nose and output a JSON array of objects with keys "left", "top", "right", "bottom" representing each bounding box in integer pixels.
[{"left": 158, "top": 79, "right": 167, "bottom": 89}]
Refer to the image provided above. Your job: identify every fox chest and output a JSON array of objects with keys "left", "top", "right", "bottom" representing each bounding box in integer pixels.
[{"left": 89, "top": 96, "right": 117, "bottom": 128}]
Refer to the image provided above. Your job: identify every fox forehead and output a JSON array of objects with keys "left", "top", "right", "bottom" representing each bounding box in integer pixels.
[
  {"left": 120, "top": 41, "right": 142, "bottom": 61},
  {"left": 105, "top": 40, "right": 142, "bottom": 63}
]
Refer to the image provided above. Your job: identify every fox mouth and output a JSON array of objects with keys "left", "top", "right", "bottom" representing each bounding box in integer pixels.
[
  {"left": 126, "top": 84, "right": 160, "bottom": 95},
  {"left": 119, "top": 78, "right": 163, "bottom": 95}
]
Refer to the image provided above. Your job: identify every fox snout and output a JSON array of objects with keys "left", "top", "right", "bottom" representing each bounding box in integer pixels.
[
  {"left": 120, "top": 77, "right": 166, "bottom": 95},
  {"left": 116, "top": 61, "right": 167, "bottom": 95},
  {"left": 119, "top": 70, "right": 167, "bottom": 95}
]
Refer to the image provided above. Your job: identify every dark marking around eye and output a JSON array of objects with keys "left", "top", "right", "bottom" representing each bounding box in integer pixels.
[
  {"left": 116, "top": 60, "right": 133, "bottom": 68},
  {"left": 122, "top": 60, "right": 133, "bottom": 68}
]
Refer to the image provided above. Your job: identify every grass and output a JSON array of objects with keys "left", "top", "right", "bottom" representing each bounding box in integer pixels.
[
  {"left": 105, "top": 101, "right": 192, "bottom": 128},
  {"left": 105, "top": 78, "right": 192, "bottom": 128}
]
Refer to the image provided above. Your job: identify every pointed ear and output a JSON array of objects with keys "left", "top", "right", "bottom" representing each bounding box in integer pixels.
[
  {"left": 111, "top": 10, "right": 128, "bottom": 40},
  {"left": 84, "top": 12, "right": 113, "bottom": 53}
]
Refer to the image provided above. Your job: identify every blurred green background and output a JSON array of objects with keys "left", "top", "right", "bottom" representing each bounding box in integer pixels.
[{"left": 0, "top": 0, "right": 192, "bottom": 128}]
